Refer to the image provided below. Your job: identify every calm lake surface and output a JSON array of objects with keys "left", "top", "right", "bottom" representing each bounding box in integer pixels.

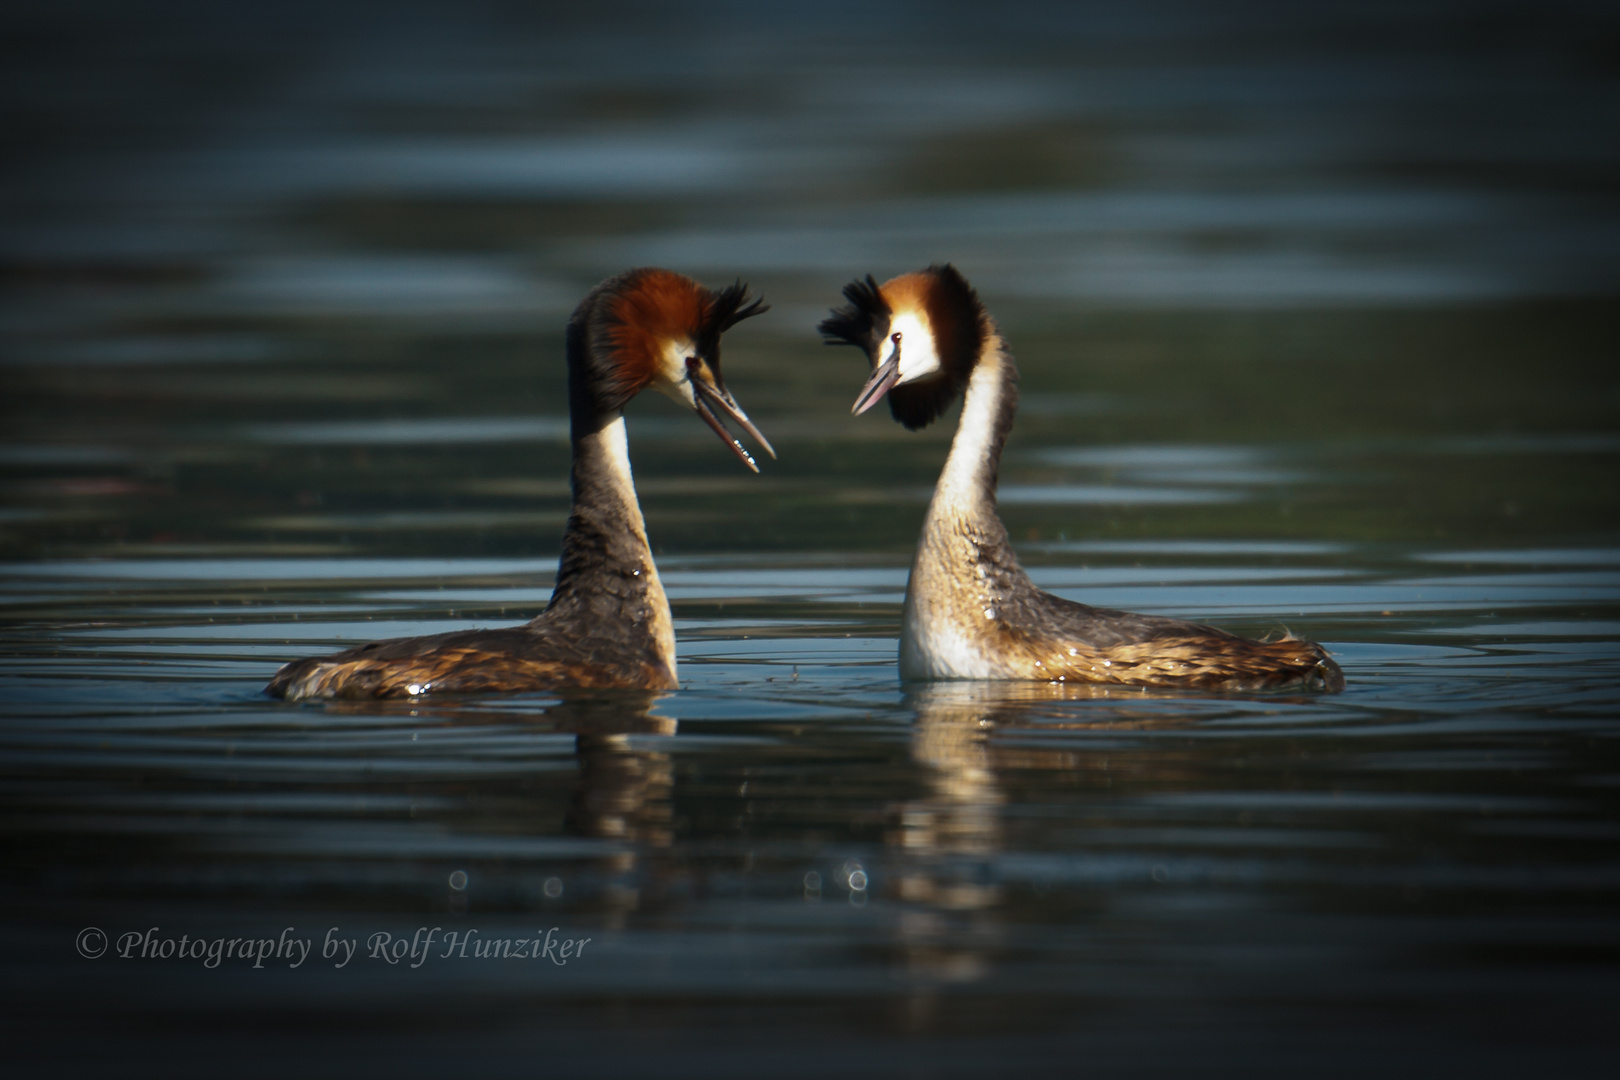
[{"left": 3, "top": 2, "right": 1618, "bottom": 1075}]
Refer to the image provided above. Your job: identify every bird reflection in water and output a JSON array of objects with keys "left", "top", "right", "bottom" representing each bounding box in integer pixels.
[
  {"left": 326, "top": 690, "right": 675, "bottom": 926},
  {"left": 560, "top": 695, "right": 677, "bottom": 923},
  {"left": 891, "top": 682, "right": 1010, "bottom": 995},
  {"left": 891, "top": 679, "right": 1263, "bottom": 1017}
]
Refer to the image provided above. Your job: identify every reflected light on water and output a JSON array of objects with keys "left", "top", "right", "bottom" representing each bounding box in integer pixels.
[{"left": 2, "top": 0, "right": 1618, "bottom": 1073}]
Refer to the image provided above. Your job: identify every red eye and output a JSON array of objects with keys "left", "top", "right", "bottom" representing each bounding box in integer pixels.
[{"left": 891, "top": 332, "right": 902, "bottom": 343}]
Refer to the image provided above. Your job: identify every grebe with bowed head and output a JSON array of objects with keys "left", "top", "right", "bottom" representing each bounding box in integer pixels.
[
  {"left": 820, "top": 264, "right": 1342, "bottom": 692},
  {"left": 267, "top": 268, "right": 773, "bottom": 701}
]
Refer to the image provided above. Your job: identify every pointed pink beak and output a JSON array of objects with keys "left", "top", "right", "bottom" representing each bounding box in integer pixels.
[
  {"left": 851, "top": 340, "right": 901, "bottom": 416},
  {"left": 687, "top": 358, "right": 775, "bottom": 473}
]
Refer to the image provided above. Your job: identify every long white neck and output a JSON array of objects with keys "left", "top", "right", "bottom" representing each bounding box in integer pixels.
[
  {"left": 576, "top": 413, "right": 641, "bottom": 524},
  {"left": 900, "top": 339, "right": 1026, "bottom": 681},
  {"left": 542, "top": 411, "right": 676, "bottom": 680},
  {"left": 928, "top": 341, "right": 1016, "bottom": 526}
]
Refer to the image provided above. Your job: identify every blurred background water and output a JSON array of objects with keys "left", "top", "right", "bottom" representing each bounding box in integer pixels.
[{"left": 2, "top": 0, "right": 1619, "bottom": 1075}]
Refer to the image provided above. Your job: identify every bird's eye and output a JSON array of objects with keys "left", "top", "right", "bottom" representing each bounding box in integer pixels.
[{"left": 891, "top": 332, "right": 902, "bottom": 344}]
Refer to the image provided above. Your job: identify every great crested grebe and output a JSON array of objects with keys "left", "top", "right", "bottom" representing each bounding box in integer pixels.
[
  {"left": 266, "top": 267, "right": 773, "bottom": 701},
  {"left": 820, "top": 264, "right": 1343, "bottom": 692}
]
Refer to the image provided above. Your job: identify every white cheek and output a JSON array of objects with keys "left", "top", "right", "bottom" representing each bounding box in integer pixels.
[
  {"left": 890, "top": 312, "right": 940, "bottom": 383},
  {"left": 654, "top": 340, "right": 697, "bottom": 407},
  {"left": 654, "top": 380, "right": 696, "bottom": 408}
]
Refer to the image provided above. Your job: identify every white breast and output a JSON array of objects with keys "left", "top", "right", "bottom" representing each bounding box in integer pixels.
[{"left": 900, "top": 614, "right": 1007, "bottom": 680}]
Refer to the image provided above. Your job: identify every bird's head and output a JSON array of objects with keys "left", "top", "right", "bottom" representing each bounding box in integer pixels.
[
  {"left": 571, "top": 268, "right": 774, "bottom": 471},
  {"left": 818, "top": 263, "right": 987, "bottom": 430}
]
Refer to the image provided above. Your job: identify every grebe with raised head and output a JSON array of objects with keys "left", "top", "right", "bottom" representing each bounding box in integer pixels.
[
  {"left": 267, "top": 267, "right": 772, "bottom": 701},
  {"left": 820, "top": 264, "right": 1343, "bottom": 692}
]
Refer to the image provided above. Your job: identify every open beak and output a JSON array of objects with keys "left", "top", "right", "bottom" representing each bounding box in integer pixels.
[
  {"left": 687, "top": 359, "right": 775, "bottom": 473},
  {"left": 851, "top": 340, "right": 901, "bottom": 416}
]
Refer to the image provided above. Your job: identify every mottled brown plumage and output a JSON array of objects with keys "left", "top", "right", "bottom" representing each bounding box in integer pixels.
[
  {"left": 822, "top": 264, "right": 1343, "bottom": 693},
  {"left": 266, "top": 268, "right": 771, "bottom": 702}
]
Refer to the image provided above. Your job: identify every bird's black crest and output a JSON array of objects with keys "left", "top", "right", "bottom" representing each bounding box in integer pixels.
[
  {"left": 696, "top": 280, "right": 767, "bottom": 396},
  {"left": 708, "top": 280, "right": 771, "bottom": 334},
  {"left": 819, "top": 274, "right": 892, "bottom": 356},
  {"left": 697, "top": 280, "right": 769, "bottom": 365}
]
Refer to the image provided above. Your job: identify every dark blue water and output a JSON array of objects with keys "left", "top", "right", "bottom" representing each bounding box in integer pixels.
[{"left": 3, "top": 1, "right": 1618, "bottom": 1075}]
